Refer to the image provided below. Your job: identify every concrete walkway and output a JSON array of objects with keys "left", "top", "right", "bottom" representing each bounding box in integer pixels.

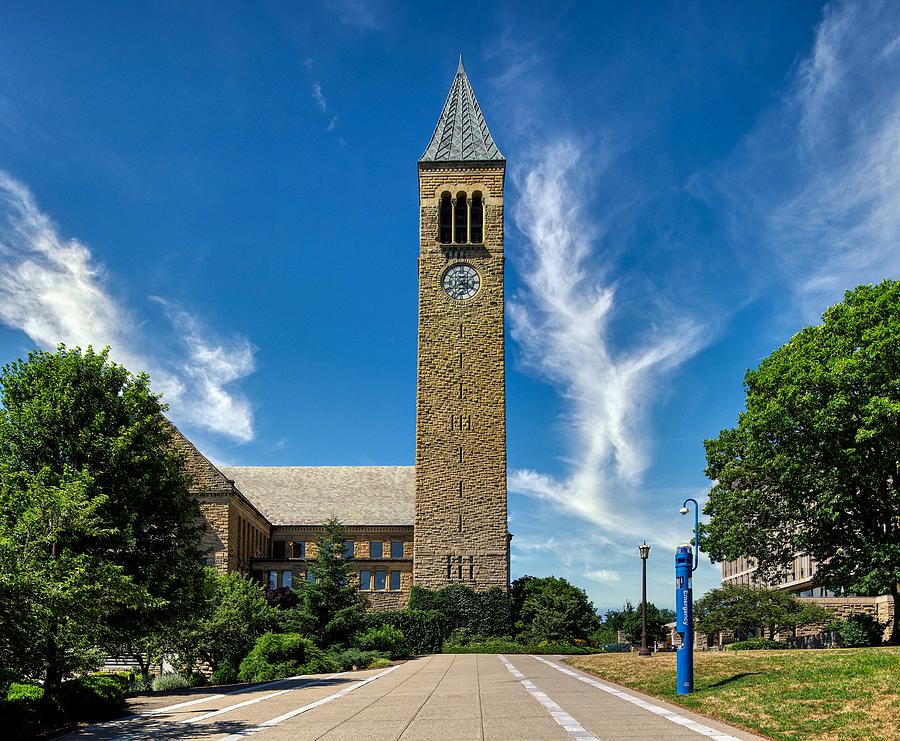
[{"left": 64, "top": 654, "right": 764, "bottom": 740}]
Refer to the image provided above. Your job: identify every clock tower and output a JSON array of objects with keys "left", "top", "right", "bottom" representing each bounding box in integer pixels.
[{"left": 414, "top": 57, "right": 509, "bottom": 590}]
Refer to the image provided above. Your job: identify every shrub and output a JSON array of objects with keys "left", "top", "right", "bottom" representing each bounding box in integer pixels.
[
  {"left": 7, "top": 682, "right": 43, "bottom": 702},
  {"left": 326, "top": 647, "right": 386, "bottom": 672},
  {"left": 2, "top": 683, "right": 52, "bottom": 738},
  {"left": 210, "top": 659, "right": 240, "bottom": 685},
  {"left": 128, "top": 674, "right": 154, "bottom": 694},
  {"left": 834, "top": 613, "right": 885, "bottom": 648},
  {"left": 367, "top": 657, "right": 393, "bottom": 669},
  {"left": 360, "top": 610, "right": 450, "bottom": 654},
  {"left": 352, "top": 625, "right": 407, "bottom": 659},
  {"left": 727, "top": 638, "right": 786, "bottom": 650},
  {"left": 57, "top": 675, "right": 126, "bottom": 721},
  {"left": 238, "top": 633, "right": 337, "bottom": 682},
  {"left": 152, "top": 673, "right": 193, "bottom": 692}
]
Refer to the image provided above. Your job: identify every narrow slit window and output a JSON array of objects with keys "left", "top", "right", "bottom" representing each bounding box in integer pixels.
[
  {"left": 454, "top": 192, "right": 468, "bottom": 243},
  {"left": 447, "top": 555, "right": 452, "bottom": 580},
  {"left": 470, "top": 192, "right": 483, "bottom": 242},
  {"left": 439, "top": 192, "right": 452, "bottom": 244}
]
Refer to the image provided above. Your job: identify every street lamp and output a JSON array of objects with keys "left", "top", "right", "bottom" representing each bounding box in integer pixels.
[{"left": 639, "top": 541, "right": 652, "bottom": 657}]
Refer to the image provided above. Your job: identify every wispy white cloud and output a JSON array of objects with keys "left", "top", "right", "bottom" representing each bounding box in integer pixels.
[
  {"left": 311, "top": 82, "right": 327, "bottom": 113},
  {"left": 508, "top": 140, "right": 706, "bottom": 541},
  {"left": 0, "top": 169, "right": 257, "bottom": 442},
  {"left": 703, "top": 0, "right": 900, "bottom": 320},
  {"left": 583, "top": 568, "right": 621, "bottom": 584}
]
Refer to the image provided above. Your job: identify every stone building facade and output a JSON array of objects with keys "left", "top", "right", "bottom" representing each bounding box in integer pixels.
[{"left": 173, "top": 57, "right": 511, "bottom": 610}]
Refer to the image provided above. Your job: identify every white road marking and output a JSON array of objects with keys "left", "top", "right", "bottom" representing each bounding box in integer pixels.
[
  {"left": 530, "top": 655, "right": 742, "bottom": 741},
  {"left": 83, "top": 673, "right": 317, "bottom": 735},
  {"left": 178, "top": 676, "right": 335, "bottom": 724},
  {"left": 219, "top": 663, "right": 402, "bottom": 740},
  {"left": 498, "top": 655, "right": 599, "bottom": 741}
]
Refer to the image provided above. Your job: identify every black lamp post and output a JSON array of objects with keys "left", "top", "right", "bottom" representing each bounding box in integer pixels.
[{"left": 639, "top": 541, "right": 652, "bottom": 657}]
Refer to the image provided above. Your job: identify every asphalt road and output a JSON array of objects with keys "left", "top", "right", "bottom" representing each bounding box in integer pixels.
[{"left": 63, "top": 654, "right": 763, "bottom": 741}]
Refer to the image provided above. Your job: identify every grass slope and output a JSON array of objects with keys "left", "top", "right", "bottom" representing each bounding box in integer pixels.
[{"left": 567, "top": 648, "right": 900, "bottom": 741}]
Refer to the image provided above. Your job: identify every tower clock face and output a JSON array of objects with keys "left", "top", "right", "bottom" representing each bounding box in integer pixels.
[{"left": 442, "top": 264, "right": 480, "bottom": 300}]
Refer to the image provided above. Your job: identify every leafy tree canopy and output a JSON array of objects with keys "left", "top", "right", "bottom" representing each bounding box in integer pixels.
[
  {"left": 694, "top": 585, "right": 833, "bottom": 641},
  {"left": 702, "top": 282, "right": 900, "bottom": 642},
  {"left": 512, "top": 575, "right": 601, "bottom": 642},
  {"left": 0, "top": 346, "right": 205, "bottom": 691}
]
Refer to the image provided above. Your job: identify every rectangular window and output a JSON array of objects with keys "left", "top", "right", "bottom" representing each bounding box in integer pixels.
[
  {"left": 268, "top": 570, "right": 278, "bottom": 588},
  {"left": 374, "top": 570, "right": 386, "bottom": 590},
  {"left": 272, "top": 540, "right": 286, "bottom": 559},
  {"left": 390, "top": 571, "right": 401, "bottom": 591},
  {"left": 391, "top": 541, "right": 404, "bottom": 559},
  {"left": 306, "top": 571, "right": 316, "bottom": 584},
  {"left": 369, "top": 541, "right": 383, "bottom": 559},
  {"left": 343, "top": 540, "right": 355, "bottom": 559},
  {"left": 281, "top": 571, "right": 293, "bottom": 589},
  {"left": 292, "top": 541, "right": 306, "bottom": 559},
  {"left": 359, "top": 570, "right": 371, "bottom": 590}
]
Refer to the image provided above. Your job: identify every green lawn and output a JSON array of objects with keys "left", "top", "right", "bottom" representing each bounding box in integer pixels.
[{"left": 567, "top": 647, "right": 900, "bottom": 741}]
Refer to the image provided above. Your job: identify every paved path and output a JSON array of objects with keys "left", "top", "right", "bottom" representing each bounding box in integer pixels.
[{"left": 64, "top": 655, "right": 763, "bottom": 741}]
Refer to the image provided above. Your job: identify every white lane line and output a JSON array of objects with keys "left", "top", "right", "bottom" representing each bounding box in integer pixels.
[
  {"left": 85, "top": 673, "right": 317, "bottom": 734},
  {"left": 530, "top": 656, "right": 742, "bottom": 741},
  {"left": 498, "top": 655, "right": 598, "bottom": 741},
  {"left": 179, "top": 676, "right": 335, "bottom": 724},
  {"left": 219, "top": 663, "right": 402, "bottom": 741}
]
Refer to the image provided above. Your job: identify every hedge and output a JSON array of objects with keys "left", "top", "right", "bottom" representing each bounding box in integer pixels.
[
  {"left": 360, "top": 610, "right": 450, "bottom": 654},
  {"left": 409, "top": 585, "right": 513, "bottom": 637}
]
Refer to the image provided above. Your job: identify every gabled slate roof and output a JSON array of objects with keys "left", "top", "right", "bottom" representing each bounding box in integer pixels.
[
  {"left": 420, "top": 55, "right": 504, "bottom": 163},
  {"left": 220, "top": 466, "right": 415, "bottom": 527}
]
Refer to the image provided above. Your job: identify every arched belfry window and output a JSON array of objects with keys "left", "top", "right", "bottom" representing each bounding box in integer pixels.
[
  {"left": 439, "top": 192, "right": 452, "bottom": 244},
  {"left": 454, "top": 191, "right": 468, "bottom": 244},
  {"left": 470, "top": 192, "right": 483, "bottom": 243}
]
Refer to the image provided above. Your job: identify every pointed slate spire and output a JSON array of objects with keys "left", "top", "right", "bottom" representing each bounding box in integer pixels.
[{"left": 420, "top": 56, "right": 504, "bottom": 163}]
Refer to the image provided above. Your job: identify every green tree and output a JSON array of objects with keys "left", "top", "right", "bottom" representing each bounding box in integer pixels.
[
  {"left": 512, "top": 576, "right": 601, "bottom": 642},
  {"left": 621, "top": 602, "right": 669, "bottom": 645},
  {"left": 171, "top": 569, "right": 277, "bottom": 672},
  {"left": 694, "top": 585, "right": 833, "bottom": 642},
  {"left": 703, "top": 281, "right": 900, "bottom": 643},
  {"left": 306, "top": 516, "right": 366, "bottom": 644},
  {"left": 0, "top": 346, "right": 205, "bottom": 694}
]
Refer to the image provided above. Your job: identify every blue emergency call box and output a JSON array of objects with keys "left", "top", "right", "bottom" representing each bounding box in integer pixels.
[{"left": 675, "top": 544, "right": 693, "bottom": 695}]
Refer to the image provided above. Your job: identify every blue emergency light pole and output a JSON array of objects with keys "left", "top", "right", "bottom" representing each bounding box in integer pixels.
[{"left": 675, "top": 498, "right": 700, "bottom": 695}]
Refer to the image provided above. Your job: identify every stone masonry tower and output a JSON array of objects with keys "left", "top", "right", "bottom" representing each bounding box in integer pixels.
[{"left": 414, "top": 57, "right": 509, "bottom": 590}]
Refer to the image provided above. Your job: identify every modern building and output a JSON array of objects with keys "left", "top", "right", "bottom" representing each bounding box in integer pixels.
[
  {"left": 720, "top": 555, "right": 894, "bottom": 640},
  {"left": 171, "top": 57, "right": 511, "bottom": 610}
]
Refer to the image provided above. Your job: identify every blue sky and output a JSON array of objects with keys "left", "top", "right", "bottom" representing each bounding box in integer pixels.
[{"left": 1, "top": 0, "right": 899, "bottom": 613}]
